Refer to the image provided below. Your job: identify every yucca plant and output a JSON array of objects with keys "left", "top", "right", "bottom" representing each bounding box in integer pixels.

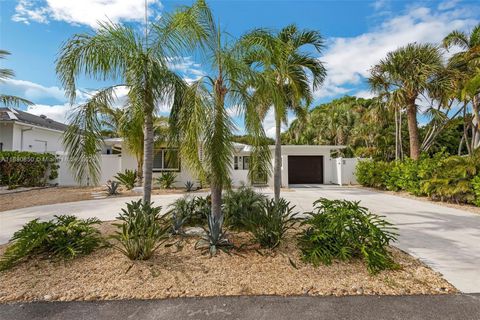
[
  {"left": 0, "top": 215, "right": 102, "bottom": 271},
  {"left": 185, "top": 181, "right": 195, "bottom": 192},
  {"left": 298, "top": 198, "right": 397, "bottom": 274},
  {"left": 114, "top": 169, "right": 137, "bottom": 190},
  {"left": 242, "top": 197, "right": 299, "bottom": 249},
  {"left": 223, "top": 185, "right": 266, "bottom": 230},
  {"left": 110, "top": 200, "right": 169, "bottom": 260},
  {"left": 156, "top": 172, "right": 177, "bottom": 189},
  {"left": 106, "top": 180, "right": 120, "bottom": 195}
]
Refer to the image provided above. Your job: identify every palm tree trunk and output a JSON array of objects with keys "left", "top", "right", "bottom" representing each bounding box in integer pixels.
[
  {"left": 210, "top": 182, "right": 222, "bottom": 220},
  {"left": 472, "top": 95, "right": 480, "bottom": 149},
  {"left": 406, "top": 98, "right": 420, "bottom": 160},
  {"left": 274, "top": 115, "right": 282, "bottom": 202},
  {"left": 143, "top": 111, "right": 154, "bottom": 203},
  {"left": 136, "top": 155, "right": 143, "bottom": 186}
]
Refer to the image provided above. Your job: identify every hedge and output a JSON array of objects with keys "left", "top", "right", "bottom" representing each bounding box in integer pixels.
[
  {"left": 0, "top": 151, "right": 59, "bottom": 188},
  {"left": 356, "top": 152, "right": 480, "bottom": 205}
]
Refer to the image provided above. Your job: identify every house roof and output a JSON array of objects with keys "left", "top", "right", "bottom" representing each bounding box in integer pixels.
[{"left": 0, "top": 107, "right": 68, "bottom": 132}]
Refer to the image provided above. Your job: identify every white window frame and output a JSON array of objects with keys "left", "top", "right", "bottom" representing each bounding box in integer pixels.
[{"left": 153, "top": 148, "right": 180, "bottom": 172}]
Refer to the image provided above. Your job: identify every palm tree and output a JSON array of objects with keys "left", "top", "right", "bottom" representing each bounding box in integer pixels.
[
  {"left": 56, "top": 18, "right": 190, "bottom": 203},
  {"left": 0, "top": 50, "right": 32, "bottom": 107},
  {"left": 241, "top": 25, "right": 326, "bottom": 201},
  {"left": 167, "top": 0, "right": 269, "bottom": 220},
  {"left": 443, "top": 24, "right": 480, "bottom": 149},
  {"left": 369, "top": 43, "right": 444, "bottom": 160}
]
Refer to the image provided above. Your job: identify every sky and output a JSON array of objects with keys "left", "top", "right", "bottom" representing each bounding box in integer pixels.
[{"left": 0, "top": 0, "right": 479, "bottom": 137}]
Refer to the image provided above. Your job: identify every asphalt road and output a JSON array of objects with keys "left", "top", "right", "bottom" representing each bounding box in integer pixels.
[{"left": 1, "top": 295, "right": 479, "bottom": 320}]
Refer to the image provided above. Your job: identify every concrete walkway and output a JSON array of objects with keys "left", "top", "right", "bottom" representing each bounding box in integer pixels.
[
  {"left": 1, "top": 185, "right": 479, "bottom": 292},
  {"left": 1, "top": 295, "right": 479, "bottom": 320}
]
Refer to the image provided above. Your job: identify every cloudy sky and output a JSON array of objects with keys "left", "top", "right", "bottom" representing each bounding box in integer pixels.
[{"left": 0, "top": 0, "right": 479, "bottom": 136}]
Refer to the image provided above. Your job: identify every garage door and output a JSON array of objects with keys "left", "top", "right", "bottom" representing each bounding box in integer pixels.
[{"left": 288, "top": 156, "right": 324, "bottom": 184}]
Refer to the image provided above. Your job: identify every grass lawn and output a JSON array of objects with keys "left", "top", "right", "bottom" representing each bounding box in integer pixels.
[{"left": 0, "top": 222, "right": 456, "bottom": 302}]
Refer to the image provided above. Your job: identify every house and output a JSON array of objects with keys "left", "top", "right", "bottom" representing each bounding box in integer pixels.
[
  {"left": 82, "top": 139, "right": 356, "bottom": 188},
  {"left": 0, "top": 107, "right": 67, "bottom": 153}
]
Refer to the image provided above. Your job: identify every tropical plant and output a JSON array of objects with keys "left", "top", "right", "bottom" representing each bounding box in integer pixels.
[
  {"left": 223, "top": 185, "right": 265, "bottom": 230},
  {"left": 242, "top": 197, "right": 299, "bottom": 249},
  {"left": 167, "top": 196, "right": 208, "bottom": 234},
  {"left": 0, "top": 215, "right": 102, "bottom": 271},
  {"left": 241, "top": 24, "right": 327, "bottom": 201},
  {"left": 196, "top": 212, "right": 232, "bottom": 256},
  {"left": 0, "top": 50, "right": 33, "bottom": 107},
  {"left": 369, "top": 43, "right": 446, "bottom": 160},
  {"left": 471, "top": 175, "right": 480, "bottom": 206},
  {"left": 106, "top": 180, "right": 120, "bottom": 195},
  {"left": 114, "top": 169, "right": 137, "bottom": 190},
  {"left": 156, "top": 172, "right": 177, "bottom": 189},
  {"left": 298, "top": 198, "right": 397, "bottom": 274},
  {"left": 56, "top": 3, "right": 200, "bottom": 201},
  {"left": 184, "top": 180, "right": 195, "bottom": 192},
  {"left": 110, "top": 200, "right": 169, "bottom": 260}
]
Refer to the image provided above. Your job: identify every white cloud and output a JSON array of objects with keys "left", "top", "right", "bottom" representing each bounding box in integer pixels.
[
  {"left": 262, "top": 110, "right": 296, "bottom": 138},
  {"left": 317, "top": 2, "right": 478, "bottom": 100},
  {"left": 354, "top": 90, "right": 375, "bottom": 99},
  {"left": 12, "top": 0, "right": 162, "bottom": 28},
  {"left": 167, "top": 56, "right": 206, "bottom": 84},
  {"left": 25, "top": 104, "right": 72, "bottom": 123},
  {"left": 1, "top": 79, "right": 67, "bottom": 102}
]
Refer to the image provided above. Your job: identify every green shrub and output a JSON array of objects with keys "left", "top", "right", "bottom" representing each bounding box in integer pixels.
[
  {"left": 0, "top": 151, "right": 59, "bottom": 188},
  {"left": 355, "top": 160, "right": 391, "bottom": 189},
  {"left": 242, "top": 198, "right": 299, "bottom": 249},
  {"left": 298, "top": 198, "right": 397, "bottom": 274},
  {"left": 223, "top": 186, "right": 266, "bottom": 230},
  {"left": 106, "top": 180, "right": 120, "bottom": 195},
  {"left": 156, "top": 172, "right": 177, "bottom": 189},
  {"left": 167, "top": 196, "right": 209, "bottom": 233},
  {"left": 472, "top": 175, "right": 480, "bottom": 207},
  {"left": 0, "top": 215, "right": 102, "bottom": 271},
  {"left": 110, "top": 200, "right": 169, "bottom": 260},
  {"left": 196, "top": 213, "right": 232, "bottom": 256},
  {"left": 114, "top": 169, "right": 137, "bottom": 190}
]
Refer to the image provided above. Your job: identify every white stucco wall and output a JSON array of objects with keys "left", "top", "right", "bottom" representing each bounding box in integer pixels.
[
  {"left": 0, "top": 123, "right": 14, "bottom": 150},
  {"left": 4, "top": 123, "right": 65, "bottom": 153}
]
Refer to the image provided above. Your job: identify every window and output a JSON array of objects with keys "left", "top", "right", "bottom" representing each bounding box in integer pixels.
[
  {"left": 234, "top": 155, "right": 250, "bottom": 170},
  {"left": 153, "top": 148, "right": 180, "bottom": 171},
  {"left": 234, "top": 156, "right": 239, "bottom": 170},
  {"left": 243, "top": 156, "right": 250, "bottom": 170}
]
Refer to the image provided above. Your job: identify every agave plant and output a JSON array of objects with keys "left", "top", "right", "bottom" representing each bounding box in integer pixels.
[
  {"left": 114, "top": 169, "right": 137, "bottom": 190},
  {"left": 196, "top": 212, "right": 232, "bottom": 256},
  {"left": 185, "top": 181, "right": 195, "bottom": 192},
  {"left": 106, "top": 180, "right": 120, "bottom": 195},
  {"left": 156, "top": 172, "right": 177, "bottom": 189}
]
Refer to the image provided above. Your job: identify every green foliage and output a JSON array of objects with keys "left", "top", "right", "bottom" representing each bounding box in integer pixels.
[
  {"left": 0, "top": 151, "right": 59, "bottom": 188},
  {"left": 357, "top": 152, "right": 480, "bottom": 205},
  {"left": 167, "top": 196, "right": 209, "bottom": 234},
  {"left": 185, "top": 181, "right": 195, "bottom": 192},
  {"left": 223, "top": 186, "right": 266, "bottom": 230},
  {"left": 110, "top": 200, "right": 170, "bottom": 260},
  {"left": 156, "top": 172, "right": 177, "bottom": 189},
  {"left": 472, "top": 175, "right": 480, "bottom": 207},
  {"left": 196, "top": 213, "right": 232, "bottom": 256},
  {"left": 0, "top": 215, "right": 102, "bottom": 271},
  {"left": 242, "top": 198, "right": 299, "bottom": 249},
  {"left": 106, "top": 180, "right": 120, "bottom": 195},
  {"left": 114, "top": 169, "right": 137, "bottom": 190},
  {"left": 298, "top": 198, "right": 397, "bottom": 274}
]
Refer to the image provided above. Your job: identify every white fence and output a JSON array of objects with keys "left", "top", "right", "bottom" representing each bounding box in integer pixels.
[{"left": 331, "top": 157, "right": 360, "bottom": 185}]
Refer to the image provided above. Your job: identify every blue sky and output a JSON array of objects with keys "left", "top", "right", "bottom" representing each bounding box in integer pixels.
[{"left": 0, "top": 0, "right": 479, "bottom": 136}]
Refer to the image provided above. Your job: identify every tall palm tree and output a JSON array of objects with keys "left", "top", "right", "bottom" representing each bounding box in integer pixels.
[
  {"left": 0, "top": 50, "right": 32, "bottom": 107},
  {"left": 56, "top": 19, "right": 190, "bottom": 203},
  {"left": 167, "top": 0, "right": 269, "bottom": 220},
  {"left": 369, "top": 43, "right": 444, "bottom": 160},
  {"left": 241, "top": 25, "right": 326, "bottom": 201},
  {"left": 443, "top": 24, "right": 480, "bottom": 149}
]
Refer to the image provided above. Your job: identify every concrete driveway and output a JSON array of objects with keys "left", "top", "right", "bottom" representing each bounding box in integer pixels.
[{"left": 1, "top": 185, "right": 479, "bottom": 293}]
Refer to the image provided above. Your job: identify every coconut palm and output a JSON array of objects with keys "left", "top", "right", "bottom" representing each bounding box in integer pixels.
[
  {"left": 443, "top": 24, "right": 480, "bottom": 149},
  {"left": 241, "top": 25, "right": 326, "bottom": 201},
  {"left": 167, "top": 0, "right": 269, "bottom": 221},
  {"left": 369, "top": 43, "right": 444, "bottom": 160},
  {"left": 56, "top": 19, "right": 190, "bottom": 202},
  {"left": 0, "top": 50, "right": 32, "bottom": 107}
]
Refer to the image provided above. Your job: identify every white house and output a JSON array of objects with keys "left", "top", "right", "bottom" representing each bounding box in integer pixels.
[{"left": 0, "top": 107, "right": 67, "bottom": 153}]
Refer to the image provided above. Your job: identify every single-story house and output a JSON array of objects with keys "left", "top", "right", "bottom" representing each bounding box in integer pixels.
[{"left": 0, "top": 107, "right": 67, "bottom": 153}]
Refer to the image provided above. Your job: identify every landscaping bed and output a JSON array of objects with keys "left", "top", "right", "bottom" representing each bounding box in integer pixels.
[{"left": 0, "top": 222, "right": 455, "bottom": 302}]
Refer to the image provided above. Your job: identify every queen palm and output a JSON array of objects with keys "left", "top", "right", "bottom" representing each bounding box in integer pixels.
[
  {"left": 241, "top": 25, "right": 326, "bottom": 201},
  {"left": 443, "top": 24, "right": 480, "bottom": 149},
  {"left": 369, "top": 43, "right": 444, "bottom": 160},
  {"left": 167, "top": 0, "right": 268, "bottom": 221},
  {"left": 0, "top": 50, "right": 32, "bottom": 107},
  {"left": 56, "top": 20, "right": 190, "bottom": 203}
]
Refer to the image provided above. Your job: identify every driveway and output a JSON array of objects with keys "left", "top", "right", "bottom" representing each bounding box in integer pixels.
[
  {"left": 1, "top": 295, "right": 480, "bottom": 320},
  {"left": 1, "top": 185, "right": 479, "bottom": 293}
]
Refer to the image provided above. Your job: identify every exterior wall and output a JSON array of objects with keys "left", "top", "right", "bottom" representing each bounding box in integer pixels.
[
  {"left": 2, "top": 122, "right": 65, "bottom": 153},
  {"left": 332, "top": 157, "right": 360, "bottom": 185},
  {"left": 0, "top": 123, "right": 14, "bottom": 150}
]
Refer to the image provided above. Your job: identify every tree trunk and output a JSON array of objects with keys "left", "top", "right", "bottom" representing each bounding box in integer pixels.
[
  {"left": 142, "top": 110, "right": 154, "bottom": 203},
  {"left": 210, "top": 182, "right": 222, "bottom": 220},
  {"left": 274, "top": 115, "right": 282, "bottom": 202},
  {"left": 406, "top": 98, "right": 420, "bottom": 160},
  {"left": 472, "top": 95, "right": 480, "bottom": 149},
  {"left": 136, "top": 155, "right": 143, "bottom": 186}
]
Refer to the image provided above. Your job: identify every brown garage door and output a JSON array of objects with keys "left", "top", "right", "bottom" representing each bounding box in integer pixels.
[{"left": 288, "top": 156, "right": 324, "bottom": 184}]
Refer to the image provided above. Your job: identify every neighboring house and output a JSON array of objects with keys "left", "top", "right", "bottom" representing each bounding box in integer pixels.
[
  {"left": 94, "top": 138, "right": 354, "bottom": 188},
  {"left": 0, "top": 107, "right": 67, "bottom": 153}
]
